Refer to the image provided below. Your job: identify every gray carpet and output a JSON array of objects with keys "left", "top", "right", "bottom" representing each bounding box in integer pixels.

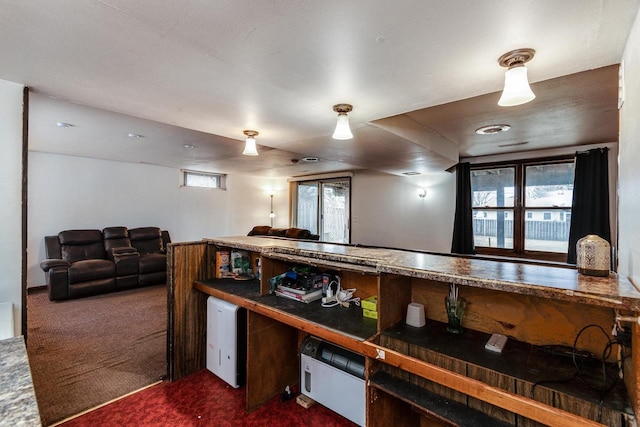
[{"left": 26, "top": 285, "right": 167, "bottom": 426}]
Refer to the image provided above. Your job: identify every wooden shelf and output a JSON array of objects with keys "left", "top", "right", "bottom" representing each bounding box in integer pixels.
[
  {"left": 370, "top": 370, "right": 512, "bottom": 427},
  {"left": 380, "top": 321, "right": 633, "bottom": 425},
  {"left": 195, "top": 278, "right": 378, "bottom": 341}
]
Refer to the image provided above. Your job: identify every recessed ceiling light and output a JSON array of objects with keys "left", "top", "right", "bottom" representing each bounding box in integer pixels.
[
  {"left": 475, "top": 124, "right": 511, "bottom": 135},
  {"left": 56, "top": 122, "right": 73, "bottom": 128},
  {"left": 301, "top": 157, "right": 319, "bottom": 163},
  {"left": 128, "top": 133, "right": 144, "bottom": 138},
  {"left": 183, "top": 144, "right": 196, "bottom": 150},
  {"left": 403, "top": 171, "right": 421, "bottom": 176},
  {"left": 498, "top": 141, "right": 529, "bottom": 148}
]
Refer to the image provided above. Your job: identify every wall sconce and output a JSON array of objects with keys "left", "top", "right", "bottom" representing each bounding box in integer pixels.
[
  {"left": 497, "top": 48, "right": 536, "bottom": 107},
  {"left": 417, "top": 188, "right": 427, "bottom": 198},
  {"left": 242, "top": 130, "right": 259, "bottom": 156},
  {"left": 269, "top": 193, "right": 275, "bottom": 226},
  {"left": 332, "top": 104, "right": 353, "bottom": 140}
]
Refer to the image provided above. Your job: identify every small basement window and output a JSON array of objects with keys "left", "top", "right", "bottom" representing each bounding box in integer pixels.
[{"left": 182, "top": 170, "right": 226, "bottom": 190}]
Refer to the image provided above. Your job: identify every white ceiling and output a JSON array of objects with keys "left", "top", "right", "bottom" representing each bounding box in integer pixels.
[{"left": 1, "top": 1, "right": 638, "bottom": 177}]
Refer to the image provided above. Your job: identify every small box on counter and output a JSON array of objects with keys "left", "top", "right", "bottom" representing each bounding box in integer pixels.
[
  {"left": 361, "top": 295, "right": 378, "bottom": 312},
  {"left": 231, "top": 250, "right": 251, "bottom": 274},
  {"left": 363, "top": 308, "right": 378, "bottom": 319},
  {"left": 215, "top": 251, "right": 231, "bottom": 278}
]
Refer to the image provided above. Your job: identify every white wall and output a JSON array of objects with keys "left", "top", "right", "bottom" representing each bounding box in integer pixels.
[
  {"left": 351, "top": 170, "right": 456, "bottom": 252},
  {"left": 619, "top": 10, "right": 640, "bottom": 286},
  {"left": 0, "top": 79, "right": 24, "bottom": 337},
  {"left": 27, "top": 151, "right": 288, "bottom": 287}
]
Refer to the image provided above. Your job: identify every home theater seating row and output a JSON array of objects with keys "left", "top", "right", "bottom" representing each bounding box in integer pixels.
[
  {"left": 247, "top": 225, "right": 320, "bottom": 240},
  {"left": 40, "top": 227, "right": 171, "bottom": 301}
]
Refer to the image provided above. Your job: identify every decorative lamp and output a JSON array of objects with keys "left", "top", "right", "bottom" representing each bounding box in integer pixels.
[
  {"left": 576, "top": 234, "right": 611, "bottom": 277},
  {"left": 269, "top": 193, "right": 275, "bottom": 226},
  {"left": 332, "top": 104, "right": 354, "bottom": 140},
  {"left": 497, "top": 49, "right": 536, "bottom": 107},
  {"left": 242, "top": 130, "right": 259, "bottom": 156}
]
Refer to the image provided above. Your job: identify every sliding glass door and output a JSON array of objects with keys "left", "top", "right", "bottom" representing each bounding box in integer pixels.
[{"left": 295, "top": 178, "right": 350, "bottom": 243}]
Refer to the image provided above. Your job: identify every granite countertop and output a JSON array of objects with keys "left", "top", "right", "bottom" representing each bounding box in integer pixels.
[
  {"left": 206, "top": 236, "right": 640, "bottom": 311},
  {"left": 0, "top": 337, "right": 41, "bottom": 426}
]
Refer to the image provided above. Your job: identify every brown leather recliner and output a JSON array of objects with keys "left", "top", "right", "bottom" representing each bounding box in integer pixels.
[
  {"left": 129, "top": 227, "right": 170, "bottom": 286},
  {"left": 40, "top": 227, "right": 171, "bottom": 301},
  {"left": 40, "top": 230, "right": 117, "bottom": 301},
  {"left": 103, "top": 226, "right": 139, "bottom": 290}
]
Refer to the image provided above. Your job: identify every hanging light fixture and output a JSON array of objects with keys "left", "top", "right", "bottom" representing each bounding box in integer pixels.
[
  {"left": 497, "top": 48, "right": 536, "bottom": 107},
  {"left": 242, "top": 130, "right": 259, "bottom": 156},
  {"left": 332, "top": 104, "right": 353, "bottom": 140}
]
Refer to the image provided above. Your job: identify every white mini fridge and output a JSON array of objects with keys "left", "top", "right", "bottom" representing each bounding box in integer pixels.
[{"left": 206, "top": 296, "right": 246, "bottom": 388}]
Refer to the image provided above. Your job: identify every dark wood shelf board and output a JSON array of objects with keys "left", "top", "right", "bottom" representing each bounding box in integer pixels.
[
  {"left": 370, "top": 370, "right": 512, "bottom": 427},
  {"left": 381, "top": 321, "right": 632, "bottom": 414},
  {"left": 196, "top": 278, "right": 377, "bottom": 341}
]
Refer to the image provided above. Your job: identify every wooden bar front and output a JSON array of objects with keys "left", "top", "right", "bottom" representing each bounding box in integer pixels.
[{"left": 167, "top": 236, "right": 640, "bottom": 426}]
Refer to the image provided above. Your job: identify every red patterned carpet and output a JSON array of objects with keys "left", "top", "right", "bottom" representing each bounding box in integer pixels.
[{"left": 60, "top": 369, "right": 356, "bottom": 426}]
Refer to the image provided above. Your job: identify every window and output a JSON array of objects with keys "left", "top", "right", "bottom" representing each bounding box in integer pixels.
[
  {"left": 471, "top": 158, "right": 574, "bottom": 261},
  {"left": 182, "top": 170, "right": 226, "bottom": 189},
  {"left": 294, "top": 178, "right": 350, "bottom": 243}
]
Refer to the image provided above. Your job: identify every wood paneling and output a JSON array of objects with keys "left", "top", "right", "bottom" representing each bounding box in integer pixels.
[
  {"left": 367, "top": 386, "right": 419, "bottom": 427},
  {"left": 167, "top": 241, "right": 211, "bottom": 381},
  {"left": 360, "top": 342, "right": 607, "bottom": 427},
  {"left": 246, "top": 310, "right": 298, "bottom": 412},
  {"left": 379, "top": 273, "right": 411, "bottom": 332},
  {"left": 625, "top": 321, "right": 640, "bottom": 416},
  {"left": 410, "top": 278, "right": 615, "bottom": 357},
  {"left": 467, "top": 364, "right": 516, "bottom": 425}
]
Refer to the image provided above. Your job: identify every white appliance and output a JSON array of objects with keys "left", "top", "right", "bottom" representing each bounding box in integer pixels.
[
  {"left": 300, "top": 336, "right": 366, "bottom": 426},
  {"left": 206, "top": 296, "right": 246, "bottom": 388}
]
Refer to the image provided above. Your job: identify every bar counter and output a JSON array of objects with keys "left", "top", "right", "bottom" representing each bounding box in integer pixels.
[{"left": 206, "top": 236, "right": 640, "bottom": 311}]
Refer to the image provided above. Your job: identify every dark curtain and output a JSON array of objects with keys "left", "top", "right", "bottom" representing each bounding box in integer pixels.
[
  {"left": 567, "top": 148, "right": 610, "bottom": 264},
  {"left": 451, "top": 162, "right": 476, "bottom": 255}
]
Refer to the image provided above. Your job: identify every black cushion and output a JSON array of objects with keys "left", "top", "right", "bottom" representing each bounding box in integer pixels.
[
  {"left": 58, "top": 229, "right": 102, "bottom": 245},
  {"left": 59, "top": 230, "right": 106, "bottom": 262},
  {"left": 267, "top": 228, "right": 287, "bottom": 237},
  {"left": 68, "top": 259, "right": 115, "bottom": 284},
  {"left": 248, "top": 225, "right": 272, "bottom": 236},
  {"left": 129, "top": 227, "right": 163, "bottom": 255},
  {"left": 138, "top": 253, "right": 166, "bottom": 274},
  {"left": 103, "top": 227, "right": 132, "bottom": 255},
  {"left": 285, "top": 228, "right": 311, "bottom": 239},
  {"left": 102, "top": 226, "right": 128, "bottom": 239}
]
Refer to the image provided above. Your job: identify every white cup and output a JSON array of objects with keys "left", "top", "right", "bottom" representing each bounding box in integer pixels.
[{"left": 405, "top": 302, "right": 426, "bottom": 327}]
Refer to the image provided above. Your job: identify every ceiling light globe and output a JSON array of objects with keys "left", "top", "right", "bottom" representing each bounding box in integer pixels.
[
  {"left": 332, "top": 113, "right": 353, "bottom": 140},
  {"left": 243, "top": 137, "right": 259, "bottom": 156},
  {"left": 498, "top": 66, "right": 535, "bottom": 107}
]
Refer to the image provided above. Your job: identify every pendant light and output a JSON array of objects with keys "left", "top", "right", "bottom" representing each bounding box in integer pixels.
[
  {"left": 497, "top": 49, "right": 536, "bottom": 107},
  {"left": 242, "top": 130, "right": 259, "bottom": 156},
  {"left": 332, "top": 104, "right": 353, "bottom": 140}
]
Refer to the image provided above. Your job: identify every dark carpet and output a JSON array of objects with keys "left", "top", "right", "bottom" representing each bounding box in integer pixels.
[
  {"left": 59, "top": 369, "right": 356, "bottom": 426},
  {"left": 27, "top": 285, "right": 167, "bottom": 426}
]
